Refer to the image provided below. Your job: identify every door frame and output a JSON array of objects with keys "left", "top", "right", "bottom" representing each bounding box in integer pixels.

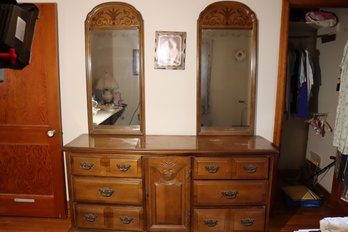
[{"left": 273, "top": 0, "right": 348, "bottom": 207}]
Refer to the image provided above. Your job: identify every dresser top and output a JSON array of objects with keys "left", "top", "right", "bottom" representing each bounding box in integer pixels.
[{"left": 63, "top": 134, "right": 278, "bottom": 155}]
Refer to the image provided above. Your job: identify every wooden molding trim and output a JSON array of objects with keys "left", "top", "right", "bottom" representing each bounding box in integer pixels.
[
  {"left": 198, "top": 1, "right": 256, "bottom": 29},
  {"left": 86, "top": 2, "right": 142, "bottom": 29}
]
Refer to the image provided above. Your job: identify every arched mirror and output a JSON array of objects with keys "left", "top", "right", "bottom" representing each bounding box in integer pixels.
[
  {"left": 86, "top": 2, "right": 145, "bottom": 135},
  {"left": 197, "top": 1, "right": 257, "bottom": 135}
]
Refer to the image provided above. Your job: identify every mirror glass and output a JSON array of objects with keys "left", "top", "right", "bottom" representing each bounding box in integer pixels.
[
  {"left": 86, "top": 2, "right": 144, "bottom": 134},
  {"left": 197, "top": 1, "right": 257, "bottom": 135}
]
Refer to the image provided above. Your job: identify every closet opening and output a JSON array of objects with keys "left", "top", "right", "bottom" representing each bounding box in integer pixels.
[{"left": 276, "top": 4, "right": 348, "bottom": 212}]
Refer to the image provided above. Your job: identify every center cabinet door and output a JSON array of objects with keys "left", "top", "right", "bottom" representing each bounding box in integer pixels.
[{"left": 144, "top": 156, "right": 191, "bottom": 232}]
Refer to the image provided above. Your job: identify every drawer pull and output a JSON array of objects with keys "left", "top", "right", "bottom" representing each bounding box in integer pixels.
[
  {"left": 205, "top": 165, "right": 220, "bottom": 173},
  {"left": 116, "top": 164, "right": 131, "bottom": 172},
  {"left": 221, "top": 190, "right": 239, "bottom": 199},
  {"left": 243, "top": 165, "right": 257, "bottom": 173},
  {"left": 120, "top": 216, "right": 133, "bottom": 224},
  {"left": 84, "top": 214, "right": 97, "bottom": 222},
  {"left": 241, "top": 218, "right": 255, "bottom": 226},
  {"left": 99, "top": 187, "right": 115, "bottom": 197},
  {"left": 80, "top": 162, "right": 95, "bottom": 170},
  {"left": 203, "top": 219, "right": 218, "bottom": 227}
]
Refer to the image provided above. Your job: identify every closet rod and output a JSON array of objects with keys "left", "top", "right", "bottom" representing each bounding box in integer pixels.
[
  {"left": 310, "top": 112, "right": 328, "bottom": 117},
  {"left": 289, "top": 34, "right": 335, "bottom": 39}
]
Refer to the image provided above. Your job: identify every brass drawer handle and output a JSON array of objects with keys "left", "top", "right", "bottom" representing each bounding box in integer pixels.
[
  {"left": 204, "top": 219, "right": 218, "bottom": 227},
  {"left": 205, "top": 165, "right": 220, "bottom": 173},
  {"left": 99, "top": 187, "right": 115, "bottom": 197},
  {"left": 117, "top": 164, "right": 131, "bottom": 172},
  {"left": 80, "top": 162, "right": 95, "bottom": 170},
  {"left": 120, "top": 216, "right": 133, "bottom": 224},
  {"left": 221, "top": 190, "right": 239, "bottom": 199},
  {"left": 84, "top": 214, "right": 97, "bottom": 222},
  {"left": 241, "top": 218, "right": 255, "bottom": 226},
  {"left": 243, "top": 165, "right": 257, "bottom": 173}
]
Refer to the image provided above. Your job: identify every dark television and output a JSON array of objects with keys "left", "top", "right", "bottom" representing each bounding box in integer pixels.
[{"left": 0, "top": 1, "right": 39, "bottom": 69}]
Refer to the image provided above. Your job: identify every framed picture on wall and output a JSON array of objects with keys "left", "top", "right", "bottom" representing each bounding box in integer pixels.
[{"left": 154, "top": 31, "right": 186, "bottom": 70}]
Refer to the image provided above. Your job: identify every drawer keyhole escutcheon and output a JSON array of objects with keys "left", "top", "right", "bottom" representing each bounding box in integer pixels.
[
  {"left": 221, "top": 190, "right": 239, "bottom": 199},
  {"left": 243, "top": 165, "right": 257, "bottom": 173},
  {"left": 117, "top": 164, "right": 131, "bottom": 172},
  {"left": 80, "top": 162, "right": 94, "bottom": 170},
  {"left": 120, "top": 216, "right": 133, "bottom": 224},
  {"left": 204, "top": 219, "right": 218, "bottom": 227},
  {"left": 241, "top": 218, "right": 255, "bottom": 226},
  {"left": 84, "top": 214, "right": 97, "bottom": 222},
  {"left": 205, "top": 165, "right": 220, "bottom": 173},
  {"left": 99, "top": 187, "right": 115, "bottom": 197}
]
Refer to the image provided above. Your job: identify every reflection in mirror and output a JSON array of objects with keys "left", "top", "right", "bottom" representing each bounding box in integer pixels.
[
  {"left": 197, "top": 1, "right": 257, "bottom": 135},
  {"left": 86, "top": 2, "right": 144, "bottom": 134},
  {"left": 90, "top": 30, "right": 139, "bottom": 125},
  {"left": 201, "top": 29, "right": 252, "bottom": 128}
]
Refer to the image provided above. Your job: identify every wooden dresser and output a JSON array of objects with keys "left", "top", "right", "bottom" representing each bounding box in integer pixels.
[{"left": 64, "top": 134, "right": 278, "bottom": 232}]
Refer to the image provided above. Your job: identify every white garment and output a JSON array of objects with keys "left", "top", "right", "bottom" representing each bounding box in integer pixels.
[
  {"left": 320, "top": 217, "right": 348, "bottom": 232},
  {"left": 305, "top": 50, "right": 314, "bottom": 101},
  {"left": 333, "top": 40, "right": 348, "bottom": 154}
]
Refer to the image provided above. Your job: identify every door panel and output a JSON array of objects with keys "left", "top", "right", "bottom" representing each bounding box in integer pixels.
[
  {"left": 0, "top": 3, "right": 66, "bottom": 218},
  {"left": 144, "top": 156, "right": 191, "bottom": 232}
]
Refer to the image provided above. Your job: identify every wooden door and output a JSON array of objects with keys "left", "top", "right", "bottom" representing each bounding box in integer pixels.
[
  {"left": 0, "top": 3, "right": 66, "bottom": 218},
  {"left": 144, "top": 156, "right": 191, "bottom": 232}
]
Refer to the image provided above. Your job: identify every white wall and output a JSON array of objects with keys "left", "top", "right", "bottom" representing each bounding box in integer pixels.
[{"left": 19, "top": 0, "right": 282, "bottom": 144}]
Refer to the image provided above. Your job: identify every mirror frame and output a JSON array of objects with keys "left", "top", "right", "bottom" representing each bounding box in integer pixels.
[
  {"left": 197, "top": 1, "right": 257, "bottom": 136},
  {"left": 85, "top": 2, "right": 145, "bottom": 135}
]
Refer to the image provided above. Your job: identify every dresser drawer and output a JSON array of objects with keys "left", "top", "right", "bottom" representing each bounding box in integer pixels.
[
  {"left": 75, "top": 204, "right": 144, "bottom": 231},
  {"left": 193, "top": 209, "right": 229, "bottom": 232},
  {"left": 193, "top": 208, "right": 265, "bottom": 232},
  {"left": 70, "top": 154, "right": 142, "bottom": 177},
  {"left": 234, "top": 158, "right": 269, "bottom": 179},
  {"left": 193, "top": 180, "right": 267, "bottom": 206},
  {"left": 193, "top": 157, "right": 269, "bottom": 179},
  {"left": 232, "top": 208, "right": 265, "bottom": 231},
  {"left": 73, "top": 177, "right": 143, "bottom": 204}
]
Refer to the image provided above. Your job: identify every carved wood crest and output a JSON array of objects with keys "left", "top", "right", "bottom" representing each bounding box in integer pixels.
[
  {"left": 199, "top": 1, "right": 256, "bottom": 29},
  {"left": 159, "top": 159, "right": 178, "bottom": 179},
  {"left": 86, "top": 3, "right": 142, "bottom": 29},
  {"left": 151, "top": 159, "right": 186, "bottom": 180}
]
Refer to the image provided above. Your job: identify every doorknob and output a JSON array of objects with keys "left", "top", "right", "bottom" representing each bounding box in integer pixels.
[{"left": 47, "top": 129, "right": 56, "bottom": 137}]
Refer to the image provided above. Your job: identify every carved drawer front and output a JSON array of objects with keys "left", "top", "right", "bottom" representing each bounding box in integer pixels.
[
  {"left": 193, "top": 157, "right": 268, "bottom": 179},
  {"left": 76, "top": 204, "right": 144, "bottom": 231},
  {"left": 109, "top": 157, "right": 142, "bottom": 177},
  {"left": 73, "top": 177, "right": 143, "bottom": 204},
  {"left": 234, "top": 158, "right": 269, "bottom": 179},
  {"left": 193, "top": 209, "right": 229, "bottom": 232},
  {"left": 194, "top": 158, "right": 232, "bottom": 179},
  {"left": 232, "top": 207, "right": 265, "bottom": 231},
  {"left": 71, "top": 155, "right": 142, "bottom": 177},
  {"left": 72, "top": 156, "right": 104, "bottom": 176},
  {"left": 193, "top": 180, "right": 267, "bottom": 206},
  {"left": 193, "top": 208, "right": 265, "bottom": 232}
]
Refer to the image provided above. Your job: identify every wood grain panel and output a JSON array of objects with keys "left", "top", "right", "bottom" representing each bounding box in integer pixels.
[{"left": 0, "top": 144, "right": 52, "bottom": 194}]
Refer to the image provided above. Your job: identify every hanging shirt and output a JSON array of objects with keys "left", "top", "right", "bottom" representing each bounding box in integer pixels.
[
  {"left": 297, "top": 51, "right": 308, "bottom": 118},
  {"left": 305, "top": 50, "right": 314, "bottom": 101},
  {"left": 333, "top": 40, "right": 348, "bottom": 154}
]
